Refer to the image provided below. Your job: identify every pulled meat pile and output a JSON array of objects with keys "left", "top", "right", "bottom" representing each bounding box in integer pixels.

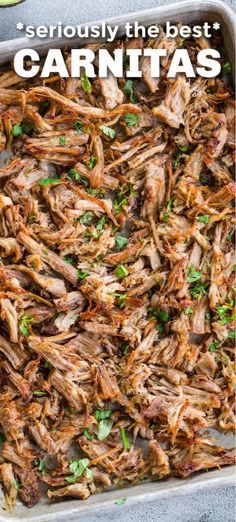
[{"left": 0, "top": 26, "right": 235, "bottom": 510}]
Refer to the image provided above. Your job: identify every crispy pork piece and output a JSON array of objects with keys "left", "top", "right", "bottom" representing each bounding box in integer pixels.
[{"left": 152, "top": 76, "right": 190, "bottom": 128}]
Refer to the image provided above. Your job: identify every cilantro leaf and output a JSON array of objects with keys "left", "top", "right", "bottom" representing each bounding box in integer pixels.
[
  {"left": 187, "top": 266, "right": 202, "bottom": 283},
  {"left": 38, "top": 177, "right": 60, "bottom": 186},
  {"left": 81, "top": 74, "right": 92, "bottom": 94},
  {"left": 115, "top": 235, "right": 128, "bottom": 251},
  {"left": 120, "top": 427, "right": 131, "bottom": 451},
  {"left": 197, "top": 214, "right": 210, "bottom": 224},
  {"left": 123, "top": 80, "right": 137, "bottom": 103},
  {"left": 125, "top": 113, "right": 139, "bottom": 127},
  {"left": 99, "top": 125, "right": 116, "bottom": 139},
  {"left": 97, "top": 419, "right": 113, "bottom": 441},
  {"left": 115, "top": 264, "right": 129, "bottom": 279},
  {"left": 95, "top": 409, "right": 111, "bottom": 420}
]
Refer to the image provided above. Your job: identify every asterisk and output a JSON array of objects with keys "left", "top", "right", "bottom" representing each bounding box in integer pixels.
[
  {"left": 213, "top": 22, "right": 220, "bottom": 30},
  {"left": 16, "top": 22, "right": 24, "bottom": 30}
]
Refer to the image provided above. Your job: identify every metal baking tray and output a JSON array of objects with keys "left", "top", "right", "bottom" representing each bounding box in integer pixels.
[{"left": 0, "top": 0, "right": 235, "bottom": 519}]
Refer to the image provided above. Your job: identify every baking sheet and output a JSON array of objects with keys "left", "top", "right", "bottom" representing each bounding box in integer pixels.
[{"left": 0, "top": 0, "right": 235, "bottom": 519}]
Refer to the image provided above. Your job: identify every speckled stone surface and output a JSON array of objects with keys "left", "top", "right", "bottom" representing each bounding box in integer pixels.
[{"left": 0, "top": 0, "right": 235, "bottom": 520}]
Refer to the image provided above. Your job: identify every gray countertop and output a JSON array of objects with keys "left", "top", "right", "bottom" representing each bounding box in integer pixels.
[{"left": 0, "top": 0, "right": 235, "bottom": 520}]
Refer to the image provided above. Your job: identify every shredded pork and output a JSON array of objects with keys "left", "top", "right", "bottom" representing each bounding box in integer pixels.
[{"left": 0, "top": 24, "right": 235, "bottom": 511}]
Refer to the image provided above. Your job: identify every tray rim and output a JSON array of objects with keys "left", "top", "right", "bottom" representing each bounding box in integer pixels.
[{"left": 0, "top": 0, "right": 235, "bottom": 519}]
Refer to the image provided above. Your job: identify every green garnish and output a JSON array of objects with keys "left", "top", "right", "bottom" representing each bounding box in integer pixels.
[
  {"left": 75, "top": 121, "right": 83, "bottom": 134},
  {"left": 44, "top": 361, "right": 53, "bottom": 369},
  {"left": 115, "top": 264, "right": 129, "bottom": 279},
  {"left": 34, "top": 458, "right": 46, "bottom": 475},
  {"left": 187, "top": 266, "right": 202, "bottom": 283},
  {"left": 123, "top": 80, "right": 137, "bottom": 103},
  {"left": 113, "top": 198, "right": 127, "bottom": 213},
  {"left": 11, "top": 124, "right": 23, "bottom": 137},
  {"left": 228, "top": 330, "right": 236, "bottom": 340},
  {"left": 162, "top": 199, "right": 173, "bottom": 222},
  {"left": 81, "top": 74, "right": 92, "bottom": 94},
  {"left": 95, "top": 409, "right": 111, "bottom": 420},
  {"left": 64, "top": 256, "right": 75, "bottom": 265},
  {"left": 120, "top": 427, "right": 131, "bottom": 451},
  {"left": 115, "top": 497, "right": 127, "bottom": 505},
  {"left": 38, "top": 177, "right": 60, "bottom": 186},
  {"left": 99, "top": 125, "right": 116, "bottom": 139},
  {"left": 124, "top": 113, "right": 139, "bottom": 127},
  {"left": 222, "top": 62, "right": 231, "bottom": 74},
  {"left": 19, "top": 314, "right": 34, "bottom": 336},
  {"left": 113, "top": 292, "right": 127, "bottom": 309},
  {"left": 0, "top": 433, "right": 6, "bottom": 442},
  {"left": 177, "top": 144, "right": 189, "bottom": 152},
  {"left": 83, "top": 428, "right": 93, "bottom": 440},
  {"left": 77, "top": 269, "right": 89, "bottom": 281},
  {"left": 97, "top": 419, "right": 113, "bottom": 441},
  {"left": 115, "top": 235, "right": 128, "bottom": 251},
  {"left": 66, "top": 458, "right": 92, "bottom": 482},
  {"left": 158, "top": 310, "right": 169, "bottom": 323},
  {"left": 59, "top": 136, "right": 66, "bottom": 146},
  {"left": 190, "top": 281, "right": 209, "bottom": 299},
  {"left": 33, "top": 390, "right": 48, "bottom": 396},
  {"left": 38, "top": 100, "right": 49, "bottom": 115},
  {"left": 184, "top": 307, "right": 193, "bottom": 315},
  {"left": 13, "top": 480, "right": 20, "bottom": 491},
  {"left": 197, "top": 215, "right": 210, "bottom": 224},
  {"left": 87, "top": 156, "right": 97, "bottom": 170},
  {"left": 68, "top": 169, "right": 89, "bottom": 186},
  {"left": 79, "top": 212, "right": 93, "bottom": 225},
  {"left": 209, "top": 341, "right": 219, "bottom": 352}
]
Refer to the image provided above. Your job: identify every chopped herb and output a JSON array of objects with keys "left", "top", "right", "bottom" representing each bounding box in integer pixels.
[
  {"left": 115, "top": 264, "right": 129, "bottom": 279},
  {"left": 13, "top": 480, "right": 20, "bottom": 490},
  {"left": 155, "top": 323, "right": 164, "bottom": 333},
  {"left": 69, "top": 458, "right": 90, "bottom": 477},
  {"left": 228, "top": 330, "right": 236, "bottom": 340},
  {"left": 64, "top": 255, "right": 75, "bottom": 265},
  {"left": 81, "top": 74, "right": 92, "bottom": 94},
  {"left": 38, "top": 100, "right": 49, "bottom": 115},
  {"left": 184, "top": 307, "right": 193, "bottom": 315},
  {"left": 158, "top": 310, "right": 169, "bottom": 323},
  {"left": 38, "top": 177, "right": 60, "bottom": 186},
  {"left": 59, "top": 136, "right": 66, "bottom": 146},
  {"left": 87, "top": 155, "right": 97, "bottom": 170},
  {"left": 65, "top": 476, "right": 77, "bottom": 484},
  {"left": 115, "top": 235, "right": 128, "bottom": 251},
  {"left": 11, "top": 124, "right": 23, "bottom": 137},
  {"left": 22, "top": 121, "right": 35, "bottom": 134},
  {"left": 97, "top": 418, "right": 113, "bottom": 441},
  {"left": 96, "top": 216, "right": 106, "bottom": 232},
  {"left": 44, "top": 361, "right": 53, "bottom": 369},
  {"left": 68, "top": 168, "right": 89, "bottom": 186},
  {"left": 77, "top": 269, "right": 89, "bottom": 281},
  {"left": 233, "top": 265, "right": 236, "bottom": 272},
  {"left": 187, "top": 266, "right": 202, "bottom": 284},
  {"left": 209, "top": 340, "right": 219, "bottom": 352},
  {"left": 222, "top": 62, "right": 231, "bottom": 74},
  {"left": 199, "top": 172, "right": 210, "bottom": 185},
  {"left": 197, "top": 214, "right": 210, "bottom": 224},
  {"left": 162, "top": 199, "right": 173, "bottom": 222},
  {"left": 99, "top": 125, "right": 116, "bottom": 139},
  {"left": 0, "top": 433, "right": 6, "bottom": 442},
  {"left": 120, "top": 427, "right": 131, "bottom": 451},
  {"left": 117, "top": 183, "right": 137, "bottom": 198},
  {"left": 216, "top": 305, "right": 233, "bottom": 325},
  {"left": 190, "top": 281, "right": 209, "bottom": 299},
  {"left": 19, "top": 314, "right": 34, "bottom": 337},
  {"left": 95, "top": 409, "right": 111, "bottom": 421},
  {"left": 34, "top": 459, "right": 46, "bottom": 475},
  {"left": 205, "top": 312, "right": 211, "bottom": 320},
  {"left": 113, "top": 198, "right": 127, "bottom": 213},
  {"left": 33, "top": 390, "right": 48, "bottom": 396},
  {"left": 115, "top": 497, "right": 127, "bottom": 505},
  {"left": 177, "top": 144, "right": 189, "bottom": 152},
  {"left": 123, "top": 80, "right": 137, "bottom": 103},
  {"left": 113, "top": 292, "right": 127, "bottom": 309},
  {"left": 86, "top": 187, "right": 101, "bottom": 196},
  {"left": 83, "top": 428, "right": 93, "bottom": 440},
  {"left": 75, "top": 121, "right": 83, "bottom": 134},
  {"left": 121, "top": 341, "right": 130, "bottom": 356},
  {"left": 125, "top": 113, "right": 139, "bottom": 127},
  {"left": 226, "top": 233, "right": 232, "bottom": 242},
  {"left": 79, "top": 211, "right": 93, "bottom": 225}
]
